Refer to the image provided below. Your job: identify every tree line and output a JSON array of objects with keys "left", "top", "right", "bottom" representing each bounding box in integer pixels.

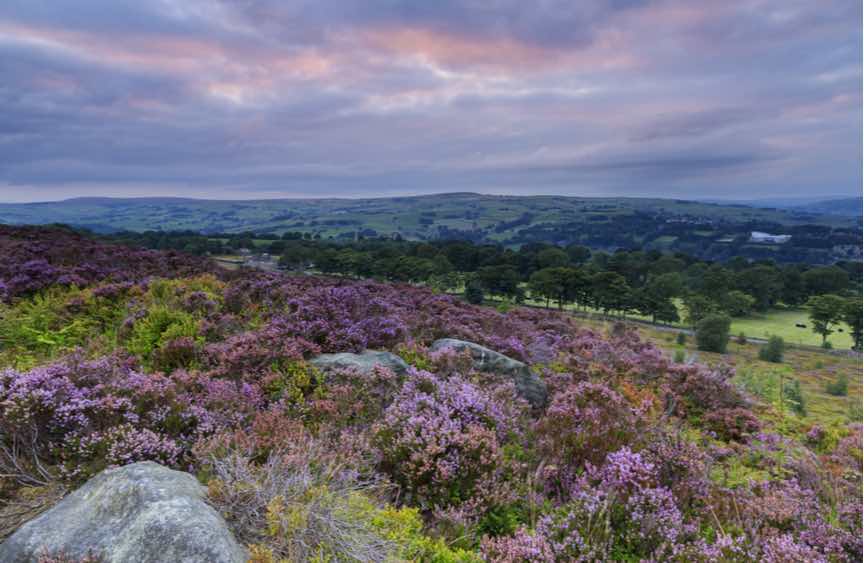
[{"left": 95, "top": 229, "right": 863, "bottom": 350}]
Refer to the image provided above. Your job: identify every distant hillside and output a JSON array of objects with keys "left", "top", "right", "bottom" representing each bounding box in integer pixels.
[
  {"left": 705, "top": 196, "right": 863, "bottom": 217},
  {"left": 791, "top": 197, "right": 862, "bottom": 217},
  {"left": 0, "top": 193, "right": 860, "bottom": 264},
  {"left": 0, "top": 193, "right": 856, "bottom": 235}
]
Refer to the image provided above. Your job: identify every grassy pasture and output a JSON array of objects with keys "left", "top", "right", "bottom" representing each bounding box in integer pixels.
[
  {"left": 517, "top": 288, "right": 854, "bottom": 350},
  {"left": 729, "top": 308, "right": 854, "bottom": 349}
]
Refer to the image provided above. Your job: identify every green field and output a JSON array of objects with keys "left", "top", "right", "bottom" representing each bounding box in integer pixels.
[
  {"left": 514, "top": 288, "right": 855, "bottom": 350},
  {"left": 729, "top": 308, "right": 854, "bottom": 349}
]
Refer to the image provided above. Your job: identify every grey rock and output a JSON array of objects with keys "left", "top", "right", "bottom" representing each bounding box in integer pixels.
[
  {"left": 0, "top": 462, "right": 247, "bottom": 563},
  {"left": 430, "top": 338, "right": 548, "bottom": 409},
  {"left": 311, "top": 350, "right": 409, "bottom": 375}
]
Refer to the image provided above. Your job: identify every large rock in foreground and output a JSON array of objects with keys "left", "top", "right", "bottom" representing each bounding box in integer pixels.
[
  {"left": 0, "top": 462, "right": 246, "bottom": 563},
  {"left": 311, "top": 350, "right": 409, "bottom": 375},
  {"left": 430, "top": 338, "right": 548, "bottom": 409}
]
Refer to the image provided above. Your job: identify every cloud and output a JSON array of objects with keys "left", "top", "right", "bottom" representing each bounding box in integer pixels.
[{"left": 0, "top": 0, "right": 859, "bottom": 202}]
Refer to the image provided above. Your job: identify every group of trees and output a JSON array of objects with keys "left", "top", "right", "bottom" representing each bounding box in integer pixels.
[
  {"left": 96, "top": 229, "right": 862, "bottom": 350},
  {"left": 807, "top": 294, "right": 863, "bottom": 350}
]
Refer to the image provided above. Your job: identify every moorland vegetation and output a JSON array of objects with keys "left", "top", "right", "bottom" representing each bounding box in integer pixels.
[{"left": 0, "top": 225, "right": 860, "bottom": 561}]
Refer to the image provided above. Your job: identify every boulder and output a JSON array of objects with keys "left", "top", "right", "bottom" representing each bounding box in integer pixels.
[
  {"left": 430, "top": 338, "right": 548, "bottom": 408},
  {"left": 0, "top": 462, "right": 246, "bottom": 563},
  {"left": 311, "top": 350, "right": 409, "bottom": 375}
]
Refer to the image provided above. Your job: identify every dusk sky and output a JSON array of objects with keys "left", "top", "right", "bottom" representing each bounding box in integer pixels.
[{"left": 0, "top": 0, "right": 861, "bottom": 202}]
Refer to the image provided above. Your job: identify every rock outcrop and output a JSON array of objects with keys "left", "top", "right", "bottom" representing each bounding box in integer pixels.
[
  {"left": 311, "top": 350, "right": 409, "bottom": 375},
  {"left": 430, "top": 338, "right": 548, "bottom": 408},
  {"left": 0, "top": 461, "right": 246, "bottom": 563}
]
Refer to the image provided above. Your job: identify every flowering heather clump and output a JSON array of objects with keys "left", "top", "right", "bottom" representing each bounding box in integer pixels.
[
  {"left": 641, "top": 430, "right": 711, "bottom": 510},
  {"left": 373, "top": 370, "right": 513, "bottom": 509},
  {"left": 0, "top": 229, "right": 861, "bottom": 561},
  {"left": 306, "top": 365, "right": 403, "bottom": 429},
  {"left": 65, "top": 425, "right": 182, "bottom": 477},
  {"left": 203, "top": 324, "right": 320, "bottom": 379},
  {"left": 480, "top": 527, "right": 555, "bottom": 562},
  {"left": 284, "top": 285, "right": 409, "bottom": 352},
  {"left": 665, "top": 361, "right": 746, "bottom": 415},
  {"left": 535, "top": 381, "right": 642, "bottom": 490},
  {"left": 702, "top": 407, "right": 762, "bottom": 442}
]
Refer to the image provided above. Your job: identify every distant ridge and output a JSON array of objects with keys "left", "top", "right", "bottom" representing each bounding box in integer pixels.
[
  {"left": 702, "top": 196, "right": 862, "bottom": 216},
  {"left": 0, "top": 193, "right": 857, "bottom": 236}
]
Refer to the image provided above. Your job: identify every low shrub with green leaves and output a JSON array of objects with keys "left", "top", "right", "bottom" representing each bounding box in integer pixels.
[
  {"left": 696, "top": 314, "right": 731, "bottom": 353},
  {"left": 826, "top": 373, "right": 849, "bottom": 396},
  {"left": 758, "top": 335, "right": 785, "bottom": 363}
]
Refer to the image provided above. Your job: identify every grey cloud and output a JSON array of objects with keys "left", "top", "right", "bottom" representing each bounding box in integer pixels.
[
  {"left": 0, "top": 0, "right": 860, "bottom": 201},
  {"left": 630, "top": 107, "right": 773, "bottom": 142}
]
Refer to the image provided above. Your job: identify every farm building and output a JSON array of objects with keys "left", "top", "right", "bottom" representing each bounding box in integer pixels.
[{"left": 750, "top": 231, "right": 791, "bottom": 244}]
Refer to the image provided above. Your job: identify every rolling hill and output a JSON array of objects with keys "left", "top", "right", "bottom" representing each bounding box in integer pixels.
[
  {"left": 0, "top": 193, "right": 856, "bottom": 238},
  {"left": 1, "top": 193, "right": 860, "bottom": 264}
]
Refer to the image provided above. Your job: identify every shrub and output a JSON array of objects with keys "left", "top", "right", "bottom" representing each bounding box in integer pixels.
[
  {"left": 204, "top": 325, "right": 319, "bottom": 379},
  {"left": 366, "top": 505, "right": 482, "bottom": 562},
  {"left": 673, "top": 348, "right": 686, "bottom": 363},
  {"left": 668, "top": 362, "right": 745, "bottom": 415},
  {"left": 536, "top": 382, "right": 640, "bottom": 489},
  {"left": 703, "top": 408, "right": 762, "bottom": 442},
  {"left": 783, "top": 379, "right": 807, "bottom": 417},
  {"left": 373, "top": 370, "right": 512, "bottom": 509},
  {"left": 284, "top": 285, "right": 408, "bottom": 352},
  {"left": 676, "top": 332, "right": 687, "bottom": 346},
  {"left": 758, "top": 336, "right": 785, "bottom": 363},
  {"left": 464, "top": 282, "right": 484, "bottom": 305},
  {"left": 736, "top": 332, "right": 748, "bottom": 345},
  {"left": 306, "top": 366, "right": 404, "bottom": 430},
  {"left": 206, "top": 449, "right": 398, "bottom": 562},
  {"left": 125, "top": 305, "right": 200, "bottom": 366},
  {"left": 825, "top": 374, "right": 848, "bottom": 396},
  {"left": 696, "top": 314, "right": 731, "bottom": 353},
  {"left": 205, "top": 433, "right": 483, "bottom": 562},
  {"left": 486, "top": 448, "right": 694, "bottom": 561},
  {"left": 481, "top": 527, "right": 555, "bottom": 562}
]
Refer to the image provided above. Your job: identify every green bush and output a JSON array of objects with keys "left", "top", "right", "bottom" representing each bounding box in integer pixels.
[
  {"left": 783, "top": 379, "right": 806, "bottom": 417},
  {"left": 673, "top": 349, "right": 686, "bottom": 363},
  {"left": 825, "top": 374, "right": 848, "bottom": 397},
  {"left": 126, "top": 305, "right": 200, "bottom": 367},
  {"left": 464, "top": 282, "right": 484, "bottom": 305},
  {"left": 848, "top": 400, "right": 862, "bottom": 423},
  {"left": 758, "top": 336, "right": 785, "bottom": 363},
  {"left": 675, "top": 332, "right": 687, "bottom": 346},
  {"left": 695, "top": 314, "right": 731, "bottom": 353}
]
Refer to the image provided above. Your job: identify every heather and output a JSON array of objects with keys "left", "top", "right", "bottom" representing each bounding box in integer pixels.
[
  {"left": 0, "top": 230, "right": 860, "bottom": 561},
  {"left": 0, "top": 225, "right": 214, "bottom": 303}
]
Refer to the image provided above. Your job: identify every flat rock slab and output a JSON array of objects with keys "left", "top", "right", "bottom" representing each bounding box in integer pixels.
[
  {"left": 0, "top": 461, "right": 247, "bottom": 563},
  {"left": 430, "top": 338, "right": 548, "bottom": 409},
  {"left": 311, "top": 350, "right": 409, "bottom": 375}
]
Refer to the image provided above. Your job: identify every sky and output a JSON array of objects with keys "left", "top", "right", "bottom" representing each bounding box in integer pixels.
[{"left": 0, "top": 0, "right": 861, "bottom": 203}]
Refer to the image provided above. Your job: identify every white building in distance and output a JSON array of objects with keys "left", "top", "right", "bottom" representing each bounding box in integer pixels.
[{"left": 750, "top": 231, "right": 791, "bottom": 244}]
